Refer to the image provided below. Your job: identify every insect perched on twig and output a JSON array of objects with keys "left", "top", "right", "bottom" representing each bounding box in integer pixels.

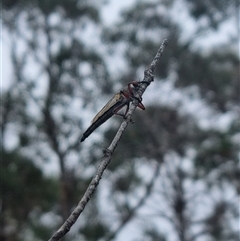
[{"left": 80, "top": 81, "right": 147, "bottom": 142}]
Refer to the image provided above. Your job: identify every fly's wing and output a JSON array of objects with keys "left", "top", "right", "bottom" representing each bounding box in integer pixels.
[
  {"left": 80, "top": 92, "right": 125, "bottom": 142},
  {"left": 91, "top": 92, "right": 123, "bottom": 124}
]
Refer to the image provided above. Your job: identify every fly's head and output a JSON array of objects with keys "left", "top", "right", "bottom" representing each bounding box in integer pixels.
[
  {"left": 129, "top": 82, "right": 139, "bottom": 96},
  {"left": 123, "top": 81, "right": 145, "bottom": 110}
]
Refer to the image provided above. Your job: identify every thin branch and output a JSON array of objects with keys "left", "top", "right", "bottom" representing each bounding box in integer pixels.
[{"left": 48, "top": 39, "right": 168, "bottom": 241}]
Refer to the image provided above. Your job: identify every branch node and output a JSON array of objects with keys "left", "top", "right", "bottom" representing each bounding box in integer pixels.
[{"left": 103, "top": 148, "right": 112, "bottom": 156}]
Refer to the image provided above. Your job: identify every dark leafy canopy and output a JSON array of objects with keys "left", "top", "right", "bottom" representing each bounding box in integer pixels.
[
  {"left": 186, "top": 0, "right": 238, "bottom": 29},
  {"left": 2, "top": 150, "right": 57, "bottom": 215},
  {"left": 2, "top": 0, "right": 239, "bottom": 241},
  {"left": 175, "top": 49, "right": 239, "bottom": 112},
  {"left": 1, "top": 150, "right": 58, "bottom": 240},
  {"left": 3, "top": 0, "right": 99, "bottom": 21}
]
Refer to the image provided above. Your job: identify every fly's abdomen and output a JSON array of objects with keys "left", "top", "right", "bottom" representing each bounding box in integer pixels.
[{"left": 80, "top": 107, "right": 115, "bottom": 142}]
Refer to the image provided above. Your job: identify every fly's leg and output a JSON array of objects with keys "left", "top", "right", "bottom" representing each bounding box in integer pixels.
[
  {"left": 113, "top": 103, "right": 135, "bottom": 123},
  {"left": 127, "top": 81, "right": 146, "bottom": 110}
]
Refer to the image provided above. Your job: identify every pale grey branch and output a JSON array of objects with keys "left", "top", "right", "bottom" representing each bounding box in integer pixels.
[{"left": 48, "top": 39, "right": 168, "bottom": 241}]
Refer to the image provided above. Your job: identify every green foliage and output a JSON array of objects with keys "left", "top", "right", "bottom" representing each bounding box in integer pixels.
[
  {"left": 1, "top": 150, "right": 58, "bottom": 240},
  {"left": 186, "top": 0, "right": 238, "bottom": 29},
  {"left": 175, "top": 48, "right": 239, "bottom": 111},
  {"left": 80, "top": 222, "right": 109, "bottom": 241},
  {"left": 3, "top": 0, "right": 100, "bottom": 22},
  {"left": 143, "top": 228, "right": 167, "bottom": 241}
]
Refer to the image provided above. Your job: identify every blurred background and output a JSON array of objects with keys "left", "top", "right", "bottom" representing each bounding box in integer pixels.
[{"left": 1, "top": 0, "right": 239, "bottom": 241}]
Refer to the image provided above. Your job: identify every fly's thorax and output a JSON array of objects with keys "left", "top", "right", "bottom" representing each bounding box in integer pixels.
[
  {"left": 121, "top": 84, "right": 138, "bottom": 100},
  {"left": 115, "top": 92, "right": 124, "bottom": 101}
]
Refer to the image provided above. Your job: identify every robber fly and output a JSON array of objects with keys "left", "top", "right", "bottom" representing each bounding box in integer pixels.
[{"left": 80, "top": 81, "right": 147, "bottom": 142}]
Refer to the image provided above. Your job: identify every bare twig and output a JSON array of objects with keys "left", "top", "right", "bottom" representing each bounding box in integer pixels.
[{"left": 48, "top": 39, "right": 168, "bottom": 241}]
